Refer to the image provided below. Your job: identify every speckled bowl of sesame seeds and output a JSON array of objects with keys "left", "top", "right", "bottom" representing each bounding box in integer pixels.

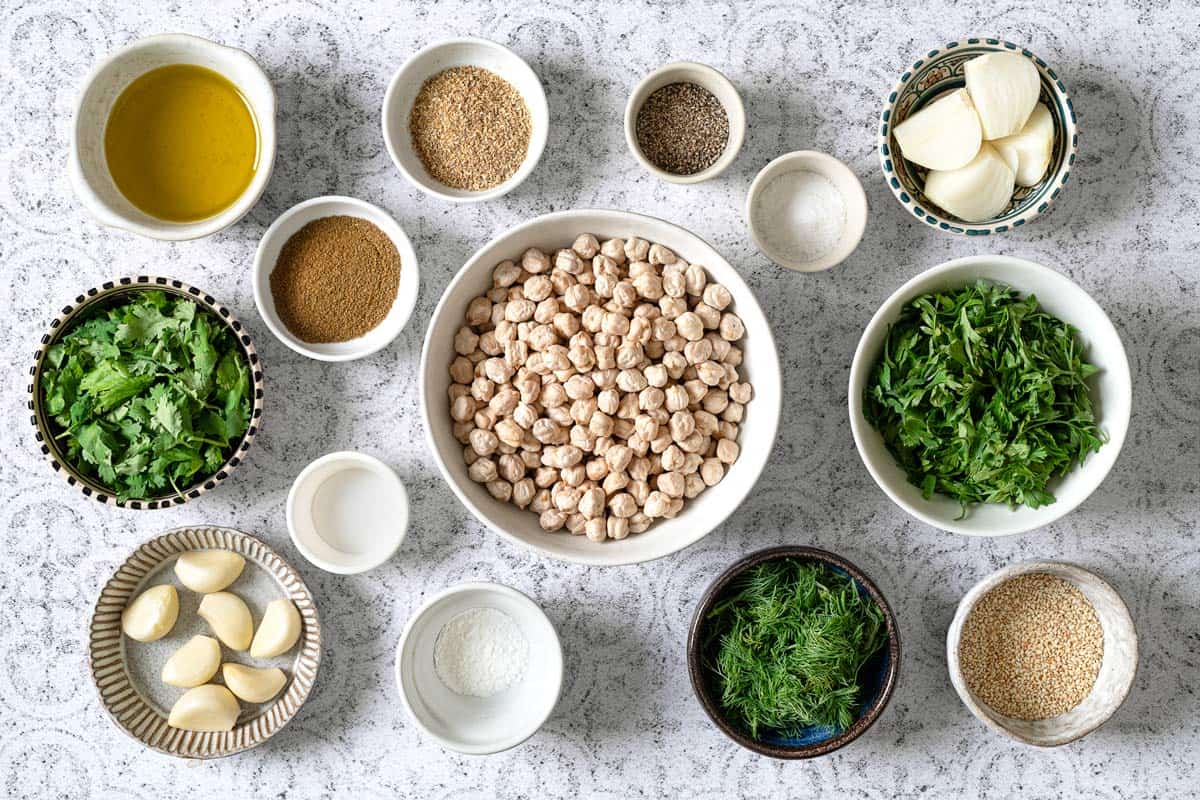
[
  {"left": 382, "top": 37, "right": 549, "bottom": 203},
  {"left": 947, "top": 560, "right": 1138, "bottom": 747}
]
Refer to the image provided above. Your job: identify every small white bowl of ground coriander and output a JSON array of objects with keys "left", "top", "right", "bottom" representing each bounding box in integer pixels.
[
  {"left": 382, "top": 38, "right": 549, "bottom": 203},
  {"left": 253, "top": 196, "right": 420, "bottom": 361},
  {"left": 947, "top": 561, "right": 1138, "bottom": 747},
  {"left": 624, "top": 62, "right": 746, "bottom": 183}
]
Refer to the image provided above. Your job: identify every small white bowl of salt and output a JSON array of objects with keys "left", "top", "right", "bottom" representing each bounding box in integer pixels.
[
  {"left": 395, "top": 581, "right": 563, "bottom": 755},
  {"left": 746, "top": 150, "right": 868, "bottom": 272}
]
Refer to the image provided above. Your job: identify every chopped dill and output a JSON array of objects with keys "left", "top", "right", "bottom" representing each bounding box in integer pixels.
[{"left": 703, "top": 559, "right": 887, "bottom": 738}]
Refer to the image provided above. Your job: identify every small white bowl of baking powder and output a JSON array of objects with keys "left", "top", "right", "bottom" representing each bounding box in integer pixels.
[
  {"left": 395, "top": 581, "right": 563, "bottom": 755},
  {"left": 746, "top": 150, "right": 868, "bottom": 272}
]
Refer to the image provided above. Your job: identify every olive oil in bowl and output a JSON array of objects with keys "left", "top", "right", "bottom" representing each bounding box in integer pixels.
[{"left": 104, "top": 64, "right": 259, "bottom": 222}]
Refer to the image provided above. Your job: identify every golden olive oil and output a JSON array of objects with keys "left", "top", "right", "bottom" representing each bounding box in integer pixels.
[{"left": 104, "top": 64, "right": 259, "bottom": 222}]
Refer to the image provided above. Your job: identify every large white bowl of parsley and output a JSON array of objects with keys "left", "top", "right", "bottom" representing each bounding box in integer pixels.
[{"left": 848, "top": 255, "right": 1130, "bottom": 536}]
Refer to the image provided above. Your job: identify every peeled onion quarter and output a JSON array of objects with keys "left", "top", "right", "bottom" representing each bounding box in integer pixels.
[
  {"left": 924, "top": 143, "right": 1016, "bottom": 222},
  {"left": 965, "top": 52, "right": 1041, "bottom": 140},
  {"left": 992, "top": 103, "right": 1055, "bottom": 186},
  {"left": 893, "top": 88, "right": 983, "bottom": 171}
]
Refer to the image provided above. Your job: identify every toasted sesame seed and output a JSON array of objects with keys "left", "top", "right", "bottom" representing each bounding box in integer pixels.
[
  {"left": 409, "top": 66, "right": 531, "bottom": 191},
  {"left": 958, "top": 572, "right": 1104, "bottom": 720}
]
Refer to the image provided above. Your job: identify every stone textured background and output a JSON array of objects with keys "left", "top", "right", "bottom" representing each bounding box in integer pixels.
[{"left": 1, "top": 1, "right": 1196, "bottom": 797}]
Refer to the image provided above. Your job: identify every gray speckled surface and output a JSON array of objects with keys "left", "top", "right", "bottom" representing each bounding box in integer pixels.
[{"left": 1, "top": 1, "right": 1197, "bottom": 797}]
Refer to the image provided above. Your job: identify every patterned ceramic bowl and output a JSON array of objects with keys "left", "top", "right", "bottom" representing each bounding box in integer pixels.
[
  {"left": 878, "top": 38, "right": 1077, "bottom": 235},
  {"left": 89, "top": 527, "right": 322, "bottom": 759},
  {"left": 946, "top": 560, "right": 1137, "bottom": 746},
  {"left": 687, "top": 546, "right": 901, "bottom": 759},
  {"left": 28, "top": 276, "right": 265, "bottom": 509}
]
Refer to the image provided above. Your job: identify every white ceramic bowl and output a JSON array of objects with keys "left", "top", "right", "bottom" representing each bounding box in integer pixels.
[
  {"left": 745, "top": 151, "right": 868, "bottom": 272},
  {"left": 947, "top": 560, "right": 1137, "bottom": 746},
  {"left": 69, "top": 33, "right": 276, "bottom": 241},
  {"left": 848, "top": 255, "right": 1131, "bottom": 536},
  {"left": 420, "top": 209, "right": 782, "bottom": 566},
  {"left": 395, "top": 581, "right": 563, "bottom": 755},
  {"left": 624, "top": 61, "right": 746, "bottom": 184},
  {"left": 286, "top": 451, "right": 409, "bottom": 574},
  {"left": 253, "top": 196, "right": 420, "bottom": 361},
  {"left": 382, "top": 37, "right": 549, "bottom": 203}
]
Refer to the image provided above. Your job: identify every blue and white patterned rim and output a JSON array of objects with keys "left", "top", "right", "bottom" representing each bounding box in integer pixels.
[{"left": 877, "top": 38, "right": 1078, "bottom": 236}]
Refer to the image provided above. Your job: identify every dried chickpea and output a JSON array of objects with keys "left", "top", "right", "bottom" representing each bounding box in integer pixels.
[
  {"left": 607, "top": 516, "right": 630, "bottom": 540},
  {"left": 720, "top": 313, "right": 745, "bottom": 341},
  {"left": 452, "top": 234, "right": 750, "bottom": 543},
  {"left": 572, "top": 234, "right": 599, "bottom": 259},
  {"left": 469, "top": 458, "right": 498, "bottom": 483},
  {"left": 701, "top": 457, "right": 725, "bottom": 485},
  {"left": 585, "top": 517, "right": 607, "bottom": 542}
]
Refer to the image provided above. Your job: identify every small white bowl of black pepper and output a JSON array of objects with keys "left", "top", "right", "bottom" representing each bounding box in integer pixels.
[{"left": 624, "top": 62, "right": 746, "bottom": 184}]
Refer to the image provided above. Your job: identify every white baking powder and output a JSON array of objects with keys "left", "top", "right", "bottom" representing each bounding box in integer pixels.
[
  {"left": 433, "top": 606, "right": 529, "bottom": 697},
  {"left": 754, "top": 169, "right": 846, "bottom": 264}
]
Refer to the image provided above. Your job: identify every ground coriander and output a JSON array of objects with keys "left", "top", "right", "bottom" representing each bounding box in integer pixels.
[
  {"left": 409, "top": 66, "right": 531, "bottom": 191},
  {"left": 958, "top": 572, "right": 1104, "bottom": 720},
  {"left": 269, "top": 215, "right": 401, "bottom": 343},
  {"left": 635, "top": 82, "right": 729, "bottom": 175}
]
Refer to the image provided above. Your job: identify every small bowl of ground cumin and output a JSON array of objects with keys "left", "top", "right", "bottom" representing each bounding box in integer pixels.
[
  {"left": 253, "top": 196, "right": 419, "bottom": 361},
  {"left": 947, "top": 561, "right": 1138, "bottom": 747},
  {"left": 624, "top": 61, "right": 746, "bottom": 184},
  {"left": 382, "top": 37, "right": 549, "bottom": 203}
]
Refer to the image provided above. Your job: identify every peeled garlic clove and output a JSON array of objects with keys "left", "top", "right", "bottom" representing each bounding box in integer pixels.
[
  {"left": 965, "top": 52, "right": 1041, "bottom": 140},
  {"left": 222, "top": 663, "right": 287, "bottom": 703},
  {"left": 161, "top": 635, "right": 222, "bottom": 688},
  {"left": 121, "top": 584, "right": 179, "bottom": 642},
  {"left": 924, "top": 143, "right": 1016, "bottom": 222},
  {"left": 167, "top": 684, "right": 240, "bottom": 732},
  {"left": 893, "top": 88, "right": 982, "bottom": 171},
  {"left": 991, "top": 103, "right": 1054, "bottom": 186},
  {"left": 174, "top": 550, "right": 245, "bottom": 594},
  {"left": 249, "top": 599, "right": 301, "bottom": 658},
  {"left": 197, "top": 592, "right": 253, "bottom": 651}
]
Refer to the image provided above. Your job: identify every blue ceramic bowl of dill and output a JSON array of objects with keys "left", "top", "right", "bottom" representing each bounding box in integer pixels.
[
  {"left": 29, "top": 278, "right": 263, "bottom": 509},
  {"left": 688, "top": 546, "right": 900, "bottom": 759}
]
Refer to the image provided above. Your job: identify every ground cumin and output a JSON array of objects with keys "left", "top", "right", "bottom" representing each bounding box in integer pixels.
[{"left": 270, "top": 215, "right": 401, "bottom": 343}]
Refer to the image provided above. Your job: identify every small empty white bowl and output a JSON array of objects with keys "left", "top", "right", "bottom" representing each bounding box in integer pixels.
[
  {"left": 69, "top": 33, "right": 277, "bottom": 241},
  {"left": 624, "top": 61, "right": 746, "bottom": 184},
  {"left": 253, "top": 195, "right": 420, "bottom": 361},
  {"left": 382, "top": 37, "right": 549, "bottom": 203},
  {"left": 396, "top": 581, "right": 563, "bottom": 755},
  {"left": 286, "top": 451, "right": 408, "bottom": 574},
  {"left": 746, "top": 151, "right": 868, "bottom": 272},
  {"left": 947, "top": 560, "right": 1137, "bottom": 746}
]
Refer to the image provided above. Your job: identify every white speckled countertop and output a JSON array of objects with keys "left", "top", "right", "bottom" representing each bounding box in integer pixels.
[{"left": 1, "top": 1, "right": 1196, "bottom": 797}]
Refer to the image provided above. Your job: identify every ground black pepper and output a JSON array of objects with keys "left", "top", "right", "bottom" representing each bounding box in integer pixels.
[
  {"left": 635, "top": 82, "right": 729, "bottom": 175},
  {"left": 269, "top": 215, "right": 401, "bottom": 343}
]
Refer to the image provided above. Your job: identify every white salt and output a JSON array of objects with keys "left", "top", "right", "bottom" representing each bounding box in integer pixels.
[
  {"left": 433, "top": 607, "right": 529, "bottom": 697},
  {"left": 754, "top": 169, "right": 846, "bottom": 264}
]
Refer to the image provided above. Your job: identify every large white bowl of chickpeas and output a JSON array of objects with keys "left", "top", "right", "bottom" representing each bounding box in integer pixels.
[{"left": 421, "top": 210, "right": 782, "bottom": 566}]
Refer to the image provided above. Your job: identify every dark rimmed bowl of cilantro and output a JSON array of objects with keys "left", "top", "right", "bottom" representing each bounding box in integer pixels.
[
  {"left": 849, "top": 255, "right": 1131, "bottom": 536},
  {"left": 687, "top": 546, "right": 901, "bottom": 759},
  {"left": 28, "top": 276, "right": 264, "bottom": 509}
]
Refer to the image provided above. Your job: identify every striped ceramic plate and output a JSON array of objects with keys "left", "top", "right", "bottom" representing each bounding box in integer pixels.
[{"left": 89, "top": 527, "right": 321, "bottom": 758}]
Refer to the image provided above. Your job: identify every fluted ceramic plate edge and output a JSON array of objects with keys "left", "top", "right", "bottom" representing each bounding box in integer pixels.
[{"left": 88, "top": 526, "right": 322, "bottom": 758}]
